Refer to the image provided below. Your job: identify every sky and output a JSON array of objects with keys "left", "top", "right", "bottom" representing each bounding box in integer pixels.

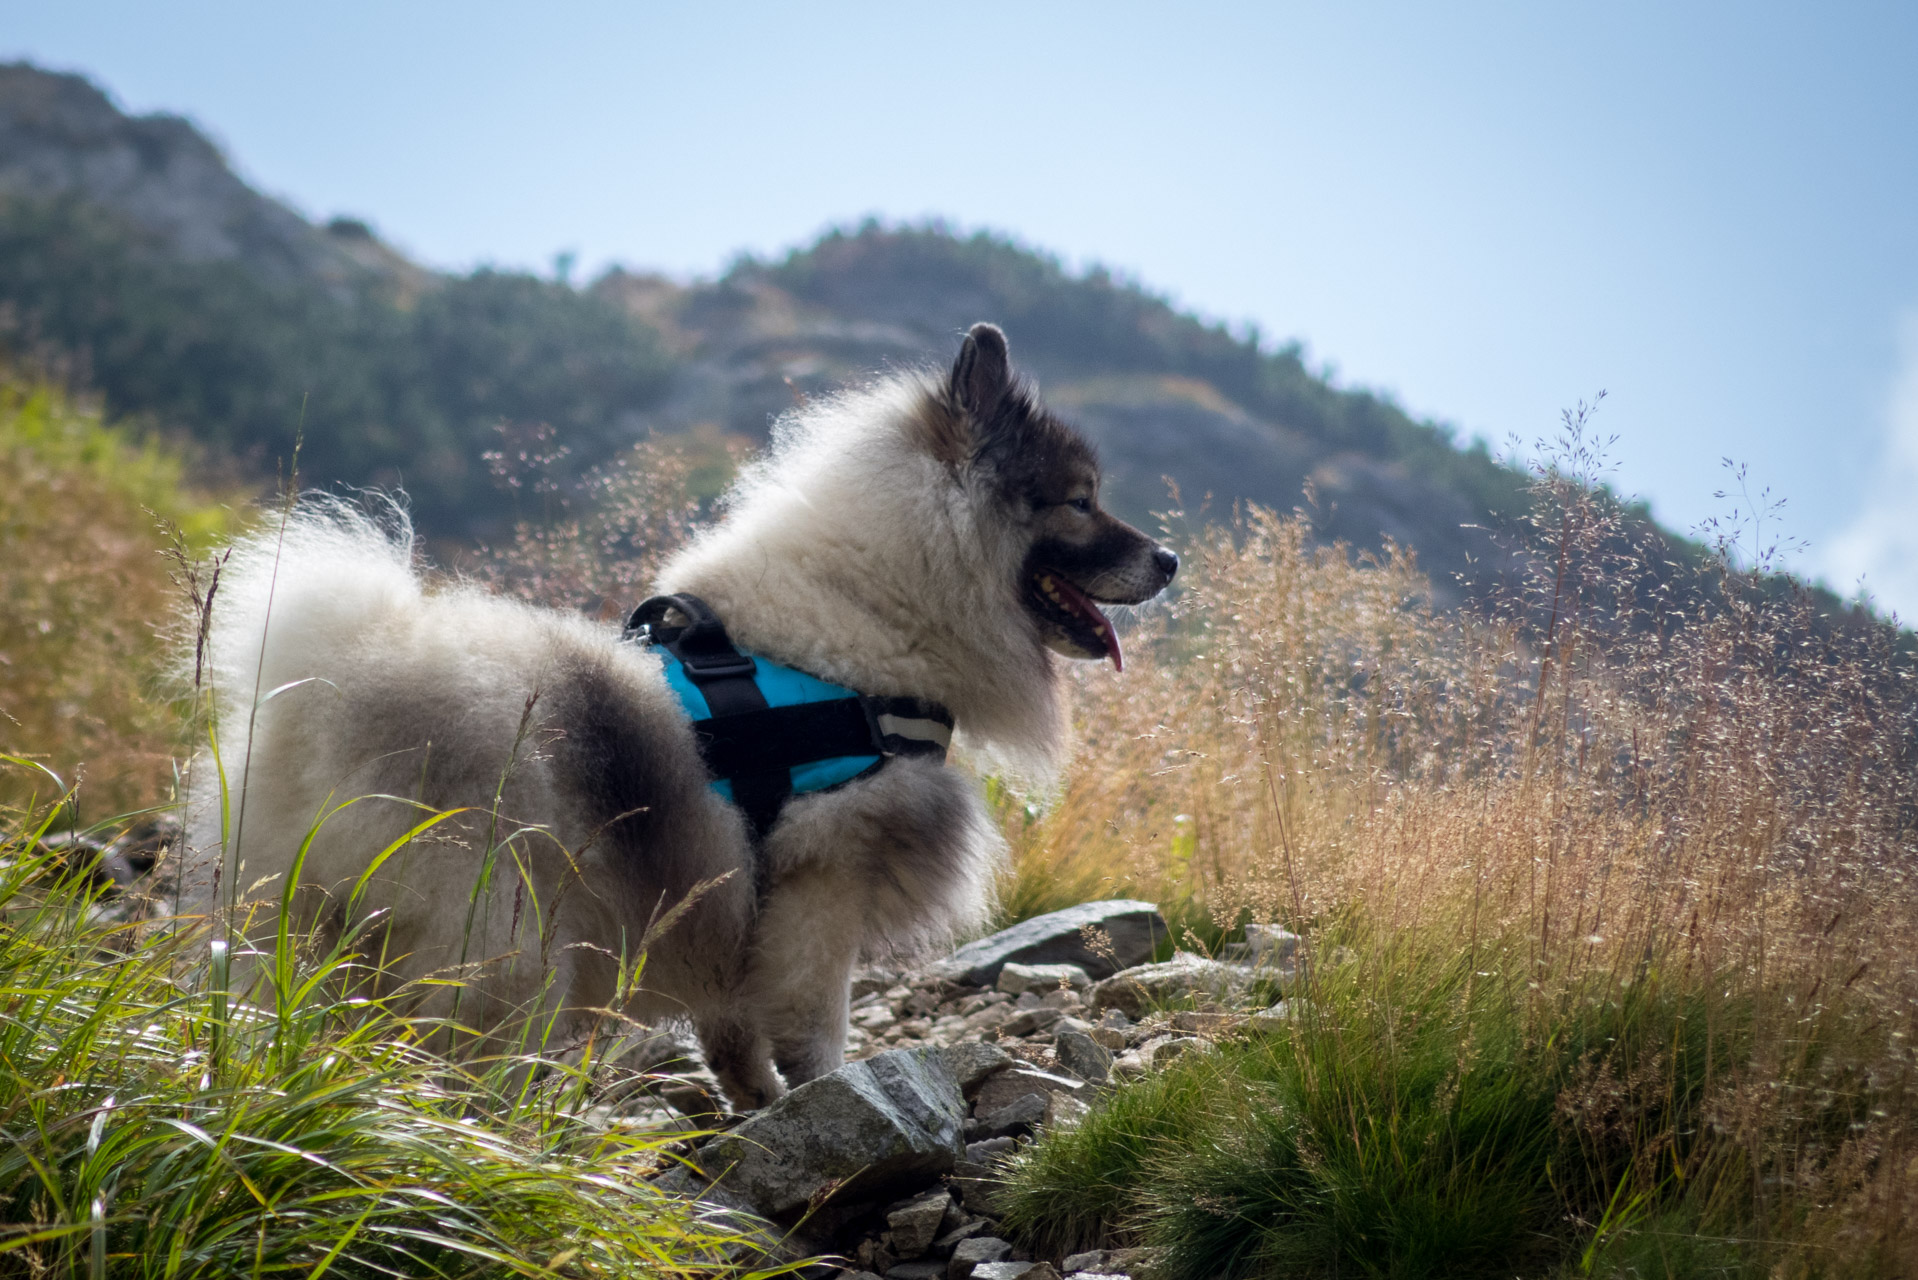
[{"left": 6, "top": 2, "right": 1917, "bottom": 617}]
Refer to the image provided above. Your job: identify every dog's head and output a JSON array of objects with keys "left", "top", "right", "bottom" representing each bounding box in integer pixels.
[{"left": 927, "top": 323, "right": 1178, "bottom": 671}]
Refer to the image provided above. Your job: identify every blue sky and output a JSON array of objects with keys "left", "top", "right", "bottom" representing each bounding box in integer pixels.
[{"left": 7, "top": 2, "right": 1917, "bottom": 616}]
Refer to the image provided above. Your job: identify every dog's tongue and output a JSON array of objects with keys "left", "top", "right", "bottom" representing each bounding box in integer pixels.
[{"left": 1051, "top": 574, "right": 1123, "bottom": 672}]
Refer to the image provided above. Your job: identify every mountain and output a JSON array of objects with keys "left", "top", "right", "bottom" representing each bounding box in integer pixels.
[
  {"left": 594, "top": 230, "right": 1531, "bottom": 601},
  {"left": 0, "top": 61, "right": 1702, "bottom": 609}
]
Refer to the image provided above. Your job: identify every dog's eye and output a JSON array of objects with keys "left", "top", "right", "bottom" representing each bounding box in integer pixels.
[{"left": 1066, "top": 497, "right": 1092, "bottom": 514}]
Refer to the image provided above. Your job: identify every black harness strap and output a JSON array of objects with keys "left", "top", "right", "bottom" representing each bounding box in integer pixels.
[{"left": 627, "top": 595, "right": 789, "bottom": 846}]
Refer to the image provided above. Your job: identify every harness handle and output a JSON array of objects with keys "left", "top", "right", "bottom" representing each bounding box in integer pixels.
[{"left": 627, "top": 594, "right": 757, "bottom": 682}]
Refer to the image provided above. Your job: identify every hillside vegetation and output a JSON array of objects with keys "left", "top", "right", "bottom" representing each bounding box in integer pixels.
[
  {"left": 993, "top": 427, "right": 1918, "bottom": 1277},
  {"left": 0, "top": 369, "right": 230, "bottom": 813}
]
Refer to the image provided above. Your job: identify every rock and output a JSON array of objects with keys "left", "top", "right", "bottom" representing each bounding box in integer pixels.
[
  {"left": 938, "top": 1041, "right": 1015, "bottom": 1096},
  {"left": 1245, "top": 1002, "right": 1293, "bottom": 1033},
  {"left": 1053, "top": 1030, "right": 1114, "bottom": 1084},
  {"left": 933, "top": 901, "right": 1168, "bottom": 987},
  {"left": 1042, "top": 1092, "right": 1090, "bottom": 1130},
  {"left": 1144, "top": 1035, "right": 1211, "bottom": 1065},
  {"left": 887, "top": 1189, "right": 955, "bottom": 1258},
  {"left": 692, "top": 1048, "right": 965, "bottom": 1216},
  {"left": 949, "top": 1159, "right": 1010, "bottom": 1215},
  {"left": 973, "top": 1264, "right": 1059, "bottom": 1280},
  {"left": 965, "top": 1136, "right": 1016, "bottom": 1163},
  {"left": 837, "top": 1271, "right": 886, "bottom": 1280},
  {"left": 973, "top": 1067, "right": 1087, "bottom": 1116},
  {"left": 933, "top": 1220, "right": 990, "bottom": 1252},
  {"left": 1001, "top": 1007, "right": 1065, "bottom": 1038},
  {"left": 1060, "top": 1252, "right": 1110, "bottom": 1274},
  {"left": 1086, "top": 953, "right": 1248, "bottom": 1019},
  {"left": 1064, "top": 1273, "right": 1129, "bottom": 1280},
  {"left": 948, "top": 1235, "right": 1013, "bottom": 1280},
  {"left": 889, "top": 1262, "right": 949, "bottom": 1280},
  {"left": 1243, "top": 923, "right": 1301, "bottom": 968},
  {"left": 972, "top": 1091, "right": 1047, "bottom": 1139},
  {"left": 964, "top": 1003, "right": 1016, "bottom": 1035},
  {"left": 996, "top": 962, "right": 1093, "bottom": 995},
  {"left": 1107, "top": 1248, "right": 1165, "bottom": 1280},
  {"left": 1169, "top": 1010, "right": 1243, "bottom": 1036}
]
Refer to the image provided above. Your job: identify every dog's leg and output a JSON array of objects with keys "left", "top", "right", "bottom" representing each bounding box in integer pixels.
[
  {"left": 745, "top": 875, "right": 858, "bottom": 1088},
  {"left": 766, "top": 972, "right": 851, "bottom": 1088},
  {"left": 693, "top": 1011, "right": 782, "bottom": 1112}
]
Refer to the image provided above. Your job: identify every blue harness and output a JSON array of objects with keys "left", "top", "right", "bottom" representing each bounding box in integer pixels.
[{"left": 625, "top": 594, "right": 955, "bottom": 851}]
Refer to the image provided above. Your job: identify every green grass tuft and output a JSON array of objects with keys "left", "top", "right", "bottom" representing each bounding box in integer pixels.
[{"left": 0, "top": 777, "right": 772, "bottom": 1279}]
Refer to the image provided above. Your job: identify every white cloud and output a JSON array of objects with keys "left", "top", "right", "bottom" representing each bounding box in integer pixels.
[{"left": 1819, "top": 312, "right": 1918, "bottom": 624}]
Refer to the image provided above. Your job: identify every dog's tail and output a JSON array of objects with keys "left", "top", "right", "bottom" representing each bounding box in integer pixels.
[{"left": 190, "top": 494, "right": 419, "bottom": 757}]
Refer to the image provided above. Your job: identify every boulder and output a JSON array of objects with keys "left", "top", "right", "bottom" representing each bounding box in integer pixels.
[
  {"left": 934, "top": 901, "right": 1167, "bottom": 987},
  {"left": 692, "top": 1048, "right": 965, "bottom": 1216},
  {"left": 1086, "top": 952, "right": 1248, "bottom": 1019}
]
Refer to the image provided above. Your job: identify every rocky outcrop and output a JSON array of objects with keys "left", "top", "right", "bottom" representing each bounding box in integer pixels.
[
  {"left": 0, "top": 62, "right": 418, "bottom": 289},
  {"left": 632, "top": 907, "right": 1309, "bottom": 1280}
]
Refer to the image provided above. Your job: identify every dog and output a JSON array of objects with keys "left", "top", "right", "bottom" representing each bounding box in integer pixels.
[{"left": 182, "top": 323, "right": 1177, "bottom": 1109}]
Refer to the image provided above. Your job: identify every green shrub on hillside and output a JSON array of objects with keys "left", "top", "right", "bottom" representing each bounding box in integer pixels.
[{"left": 0, "top": 373, "right": 231, "bottom": 813}]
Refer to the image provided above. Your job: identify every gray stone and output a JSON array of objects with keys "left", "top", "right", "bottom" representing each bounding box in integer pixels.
[
  {"left": 972, "top": 1067, "right": 1087, "bottom": 1116},
  {"left": 949, "top": 1159, "right": 1009, "bottom": 1215},
  {"left": 692, "top": 1048, "right": 964, "bottom": 1216},
  {"left": 996, "top": 962, "right": 1093, "bottom": 995},
  {"left": 887, "top": 1188, "right": 955, "bottom": 1258},
  {"left": 888, "top": 1263, "right": 948, "bottom": 1280},
  {"left": 1243, "top": 923, "right": 1301, "bottom": 970},
  {"left": 972, "top": 1091, "right": 1047, "bottom": 1139},
  {"left": 836, "top": 1271, "right": 886, "bottom": 1280},
  {"left": 937, "top": 1040, "right": 1015, "bottom": 1096},
  {"left": 965, "top": 1136, "right": 1016, "bottom": 1163},
  {"left": 1053, "top": 1029, "right": 1114, "bottom": 1084},
  {"left": 1001, "top": 1006, "right": 1065, "bottom": 1038},
  {"left": 933, "top": 901, "right": 1168, "bottom": 987},
  {"left": 1106, "top": 1248, "right": 1164, "bottom": 1280},
  {"left": 1042, "top": 1091, "right": 1091, "bottom": 1130},
  {"left": 1086, "top": 952, "right": 1248, "bottom": 1019},
  {"left": 948, "top": 1236, "right": 1013, "bottom": 1280},
  {"left": 1060, "top": 1253, "right": 1110, "bottom": 1275},
  {"left": 972, "top": 1264, "right": 1059, "bottom": 1280},
  {"left": 933, "top": 1220, "right": 990, "bottom": 1252}
]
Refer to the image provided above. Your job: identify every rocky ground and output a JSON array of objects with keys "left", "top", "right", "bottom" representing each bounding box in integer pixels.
[{"left": 620, "top": 901, "right": 1301, "bottom": 1280}]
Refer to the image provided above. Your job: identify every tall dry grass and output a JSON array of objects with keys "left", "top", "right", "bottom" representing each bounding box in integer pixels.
[{"left": 1001, "top": 416, "right": 1918, "bottom": 1273}]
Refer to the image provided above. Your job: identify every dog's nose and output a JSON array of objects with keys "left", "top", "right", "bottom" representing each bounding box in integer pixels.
[{"left": 1154, "top": 546, "right": 1180, "bottom": 580}]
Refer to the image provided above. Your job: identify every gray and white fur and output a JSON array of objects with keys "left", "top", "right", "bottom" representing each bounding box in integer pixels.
[{"left": 181, "top": 323, "right": 1176, "bottom": 1108}]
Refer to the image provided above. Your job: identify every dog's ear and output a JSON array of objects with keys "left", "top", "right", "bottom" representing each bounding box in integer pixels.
[{"left": 950, "top": 323, "right": 1012, "bottom": 416}]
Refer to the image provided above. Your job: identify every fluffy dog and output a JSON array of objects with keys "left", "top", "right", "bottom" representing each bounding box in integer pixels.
[{"left": 182, "top": 323, "right": 1176, "bottom": 1109}]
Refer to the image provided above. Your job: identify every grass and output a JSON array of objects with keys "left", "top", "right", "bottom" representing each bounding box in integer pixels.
[
  {"left": 995, "top": 414, "right": 1918, "bottom": 1276},
  {"left": 0, "top": 765, "right": 772, "bottom": 1279}
]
